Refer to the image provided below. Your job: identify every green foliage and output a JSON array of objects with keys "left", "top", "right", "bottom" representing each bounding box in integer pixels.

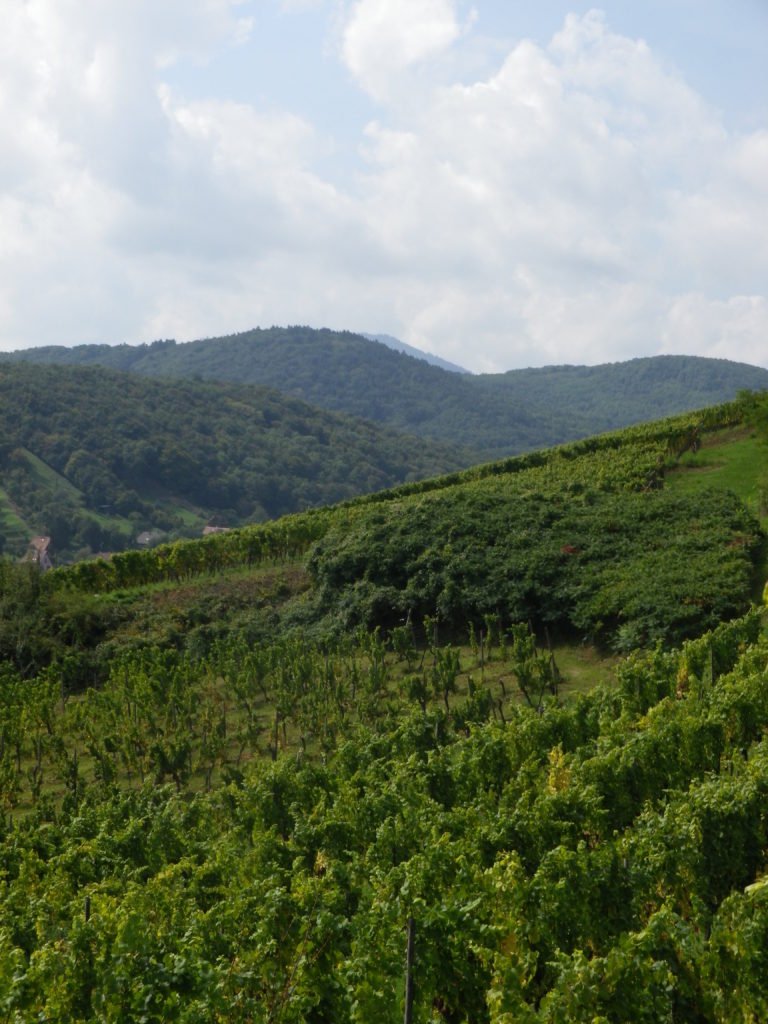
[
  {"left": 5, "top": 328, "right": 768, "bottom": 458},
  {"left": 1, "top": 614, "right": 768, "bottom": 1018},
  {"left": 0, "top": 362, "right": 471, "bottom": 560},
  {"left": 32, "top": 397, "right": 747, "bottom": 601},
  {"left": 308, "top": 485, "right": 759, "bottom": 650},
  {"left": 0, "top": 398, "right": 767, "bottom": 1019},
  {"left": 0, "top": 399, "right": 755, "bottom": 695},
  {"left": 508, "top": 623, "right": 555, "bottom": 711}
]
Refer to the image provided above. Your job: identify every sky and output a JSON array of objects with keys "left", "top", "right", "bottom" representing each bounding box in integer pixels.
[{"left": 1, "top": 1, "right": 767, "bottom": 373}]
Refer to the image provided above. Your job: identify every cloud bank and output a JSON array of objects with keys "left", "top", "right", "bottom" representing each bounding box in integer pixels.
[{"left": 0, "top": 1, "right": 765, "bottom": 371}]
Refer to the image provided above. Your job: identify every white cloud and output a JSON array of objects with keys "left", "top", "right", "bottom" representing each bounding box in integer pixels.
[
  {"left": 0, "top": 1, "right": 270, "bottom": 347},
  {"left": 661, "top": 294, "right": 768, "bottom": 367},
  {"left": 341, "top": 0, "right": 464, "bottom": 101},
  {"left": 0, "top": 4, "right": 765, "bottom": 373},
  {"left": 342, "top": 10, "right": 768, "bottom": 369}
]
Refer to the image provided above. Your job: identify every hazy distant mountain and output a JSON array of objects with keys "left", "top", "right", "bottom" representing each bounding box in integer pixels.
[
  {"left": 360, "top": 333, "right": 470, "bottom": 374},
  {"left": 4, "top": 327, "right": 768, "bottom": 457}
]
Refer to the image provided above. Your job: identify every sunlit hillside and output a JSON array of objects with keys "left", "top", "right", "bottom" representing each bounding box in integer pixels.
[{"left": 0, "top": 393, "right": 767, "bottom": 1021}]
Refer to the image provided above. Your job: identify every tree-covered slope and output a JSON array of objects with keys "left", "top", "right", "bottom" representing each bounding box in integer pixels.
[
  {"left": 1, "top": 398, "right": 768, "bottom": 1020},
  {"left": 5, "top": 327, "right": 768, "bottom": 456},
  {"left": 2, "top": 396, "right": 757, "bottom": 682},
  {"left": 0, "top": 330, "right": 567, "bottom": 457},
  {"left": 0, "top": 362, "right": 472, "bottom": 562},
  {"left": 475, "top": 354, "right": 768, "bottom": 433}
]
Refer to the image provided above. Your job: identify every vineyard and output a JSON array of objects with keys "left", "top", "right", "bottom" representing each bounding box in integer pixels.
[{"left": 1, "top": 395, "right": 768, "bottom": 1021}]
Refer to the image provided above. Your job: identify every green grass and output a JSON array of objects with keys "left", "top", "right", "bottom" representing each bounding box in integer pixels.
[
  {"left": 21, "top": 448, "right": 84, "bottom": 501},
  {"left": 0, "top": 485, "right": 33, "bottom": 557},
  {"left": 169, "top": 504, "right": 208, "bottom": 529},
  {"left": 550, "top": 643, "right": 621, "bottom": 693},
  {"left": 664, "top": 428, "right": 768, "bottom": 527},
  {"left": 87, "top": 508, "right": 134, "bottom": 536},
  {"left": 11, "top": 416, "right": 757, "bottom": 812},
  {"left": 0, "top": 486, "right": 30, "bottom": 533},
  {"left": 664, "top": 427, "right": 768, "bottom": 602}
]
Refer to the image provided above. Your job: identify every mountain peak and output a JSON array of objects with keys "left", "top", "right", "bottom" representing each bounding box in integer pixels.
[{"left": 360, "top": 332, "right": 470, "bottom": 374}]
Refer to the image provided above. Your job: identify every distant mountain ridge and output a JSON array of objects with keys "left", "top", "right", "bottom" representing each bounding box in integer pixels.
[
  {"left": 360, "top": 332, "right": 470, "bottom": 374},
  {"left": 4, "top": 327, "right": 768, "bottom": 457}
]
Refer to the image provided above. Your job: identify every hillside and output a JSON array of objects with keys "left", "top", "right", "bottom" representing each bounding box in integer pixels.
[
  {"left": 1, "top": 396, "right": 768, "bottom": 1019},
  {"left": 0, "top": 329, "right": 570, "bottom": 456},
  {"left": 475, "top": 354, "right": 768, "bottom": 431},
  {"left": 0, "top": 362, "right": 472, "bottom": 562},
  {"left": 2, "top": 395, "right": 764, "bottom": 679},
  {"left": 5, "top": 327, "right": 768, "bottom": 456}
]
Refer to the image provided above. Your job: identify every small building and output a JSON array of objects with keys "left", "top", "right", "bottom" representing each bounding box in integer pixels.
[
  {"left": 24, "top": 536, "right": 54, "bottom": 572},
  {"left": 137, "top": 529, "right": 164, "bottom": 547}
]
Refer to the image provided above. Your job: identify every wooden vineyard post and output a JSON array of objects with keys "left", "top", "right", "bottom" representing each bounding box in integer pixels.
[
  {"left": 404, "top": 916, "right": 415, "bottom": 1024},
  {"left": 545, "top": 626, "right": 558, "bottom": 698}
]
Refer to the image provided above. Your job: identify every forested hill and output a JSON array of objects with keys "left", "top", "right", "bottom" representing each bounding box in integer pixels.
[
  {"left": 1, "top": 329, "right": 567, "bottom": 456},
  {"left": 475, "top": 355, "right": 768, "bottom": 433},
  {"left": 1, "top": 396, "right": 768, "bottom": 1018},
  {"left": 0, "top": 362, "right": 472, "bottom": 561},
  {"left": 4, "top": 327, "right": 768, "bottom": 455}
]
